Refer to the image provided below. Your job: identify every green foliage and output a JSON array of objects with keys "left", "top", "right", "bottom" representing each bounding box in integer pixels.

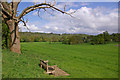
[
  {"left": 62, "top": 36, "right": 70, "bottom": 44},
  {"left": 69, "top": 35, "right": 83, "bottom": 44},
  {"left": 91, "top": 34, "right": 104, "bottom": 45},
  {"left": 2, "top": 22, "right": 11, "bottom": 49},
  {"left": 111, "top": 33, "right": 119, "bottom": 42},
  {"left": 2, "top": 42, "right": 118, "bottom": 78},
  {"left": 19, "top": 32, "right": 61, "bottom": 42},
  {"left": 103, "top": 31, "right": 111, "bottom": 43},
  {"left": 34, "top": 37, "right": 41, "bottom": 42},
  {"left": 19, "top": 31, "right": 119, "bottom": 45},
  {"left": 19, "top": 32, "right": 87, "bottom": 45},
  {"left": 62, "top": 35, "right": 84, "bottom": 45},
  {"left": 91, "top": 31, "right": 111, "bottom": 45}
]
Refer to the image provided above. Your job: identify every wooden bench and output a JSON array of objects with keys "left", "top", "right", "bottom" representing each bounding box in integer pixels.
[
  {"left": 40, "top": 59, "right": 56, "bottom": 74},
  {"left": 40, "top": 59, "right": 48, "bottom": 72}
]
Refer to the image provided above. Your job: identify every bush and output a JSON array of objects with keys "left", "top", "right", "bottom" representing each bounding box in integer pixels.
[
  {"left": 62, "top": 37, "right": 70, "bottom": 44},
  {"left": 62, "top": 35, "right": 83, "bottom": 45},
  {"left": 91, "top": 31, "right": 110, "bottom": 45},
  {"left": 69, "top": 36, "right": 83, "bottom": 44},
  {"left": 2, "top": 22, "right": 11, "bottom": 49}
]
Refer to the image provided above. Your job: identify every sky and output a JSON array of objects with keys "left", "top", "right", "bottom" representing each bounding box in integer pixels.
[{"left": 18, "top": 2, "right": 118, "bottom": 35}]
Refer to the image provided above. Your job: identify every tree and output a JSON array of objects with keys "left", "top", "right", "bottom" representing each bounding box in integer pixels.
[
  {"left": 62, "top": 35, "right": 83, "bottom": 45},
  {"left": 62, "top": 36, "right": 70, "bottom": 44},
  {"left": 111, "top": 33, "right": 119, "bottom": 42},
  {"left": 69, "top": 35, "right": 83, "bottom": 45},
  {"left": 91, "top": 31, "right": 110, "bottom": 45},
  {"left": 1, "top": 0, "right": 74, "bottom": 54},
  {"left": 103, "top": 31, "right": 110, "bottom": 43}
]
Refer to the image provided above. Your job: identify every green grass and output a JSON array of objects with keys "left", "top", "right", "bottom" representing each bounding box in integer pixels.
[
  {"left": 0, "top": 48, "right": 2, "bottom": 80},
  {"left": 2, "top": 42, "right": 118, "bottom": 78}
]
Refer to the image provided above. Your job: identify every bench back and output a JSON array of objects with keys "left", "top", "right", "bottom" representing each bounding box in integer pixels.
[{"left": 40, "top": 59, "right": 48, "bottom": 72}]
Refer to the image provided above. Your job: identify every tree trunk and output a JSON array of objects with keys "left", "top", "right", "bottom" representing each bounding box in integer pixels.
[{"left": 6, "top": 20, "right": 21, "bottom": 54}]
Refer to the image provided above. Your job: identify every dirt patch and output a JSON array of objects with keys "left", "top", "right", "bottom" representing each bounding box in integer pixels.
[
  {"left": 46, "top": 65, "right": 70, "bottom": 77},
  {"left": 53, "top": 66, "right": 69, "bottom": 77}
]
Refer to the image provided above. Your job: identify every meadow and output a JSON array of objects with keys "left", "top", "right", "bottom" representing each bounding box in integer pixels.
[{"left": 2, "top": 42, "right": 118, "bottom": 78}]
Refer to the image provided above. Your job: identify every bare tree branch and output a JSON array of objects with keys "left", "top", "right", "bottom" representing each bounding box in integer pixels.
[
  {"left": 43, "top": 8, "right": 55, "bottom": 16},
  {"left": 2, "top": 0, "right": 78, "bottom": 24},
  {"left": 18, "top": 3, "right": 52, "bottom": 19},
  {"left": 13, "top": 0, "right": 21, "bottom": 14},
  {"left": 10, "top": 0, "right": 21, "bottom": 17},
  {"left": 37, "top": 8, "right": 41, "bottom": 16},
  {"left": 70, "top": 10, "right": 77, "bottom": 14},
  {"left": 64, "top": 4, "right": 66, "bottom": 12},
  {"left": 19, "top": 17, "right": 31, "bottom": 32},
  {"left": 21, "top": 20, "right": 31, "bottom": 32},
  {"left": 1, "top": 2, "right": 10, "bottom": 11},
  {"left": 1, "top": 2, "right": 12, "bottom": 17},
  {"left": 18, "top": 1, "right": 76, "bottom": 20},
  {"left": 51, "top": 0, "right": 56, "bottom": 6},
  {"left": 49, "top": 5, "right": 76, "bottom": 18}
]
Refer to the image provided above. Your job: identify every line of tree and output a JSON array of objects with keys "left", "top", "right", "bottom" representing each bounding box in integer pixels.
[
  {"left": 19, "top": 32, "right": 87, "bottom": 44},
  {"left": 62, "top": 35, "right": 83, "bottom": 45},
  {"left": 18, "top": 31, "right": 120, "bottom": 45},
  {"left": 2, "top": 22, "right": 119, "bottom": 49},
  {"left": 19, "top": 32, "right": 61, "bottom": 42},
  {"left": 91, "top": 31, "right": 119, "bottom": 45},
  {"left": 19, "top": 31, "right": 119, "bottom": 45}
]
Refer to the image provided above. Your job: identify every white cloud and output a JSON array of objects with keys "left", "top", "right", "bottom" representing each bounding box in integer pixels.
[
  {"left": 43, "top": 7, "right": 118, "bottom": 34},
  {"left": 19, "top": 6, "right": 118, "bottom": 35},
  {"left": 19, "top": 22, "right": 44, "bottom": 32}
]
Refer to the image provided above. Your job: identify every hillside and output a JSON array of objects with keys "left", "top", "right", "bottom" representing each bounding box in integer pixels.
[{"left": 2, "top": 42, "right": 118, "bottom": 78}]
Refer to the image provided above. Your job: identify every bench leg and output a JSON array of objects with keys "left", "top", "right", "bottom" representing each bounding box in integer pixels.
[
  {"left": 46, "top": 64, "right": 48, "bottom": 72},
  {"left": 40, "top": 64, "right": 42, "bottom": 68}
]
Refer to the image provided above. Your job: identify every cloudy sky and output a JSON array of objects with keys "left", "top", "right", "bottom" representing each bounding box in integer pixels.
[{"left": 18, "top": 2, "right": 118, "bottom": 35}]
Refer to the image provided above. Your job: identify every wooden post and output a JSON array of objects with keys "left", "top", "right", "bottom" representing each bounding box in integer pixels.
[
  {"left": 46, "top": 62, "right": 48, "bottom": 72},
  {"left": 40, "top": 60, "right": 42, "bottom": 68}
]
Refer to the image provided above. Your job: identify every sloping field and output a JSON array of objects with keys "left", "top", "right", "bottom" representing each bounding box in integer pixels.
[{"left": 2, "top": 42, "right": 118, "bottom": 78}]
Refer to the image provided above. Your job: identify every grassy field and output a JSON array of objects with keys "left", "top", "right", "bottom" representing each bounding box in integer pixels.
[{"left": 2, "top": 42, "right": 118, "bottom": 78}]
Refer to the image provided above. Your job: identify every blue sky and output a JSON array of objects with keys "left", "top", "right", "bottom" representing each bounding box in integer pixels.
[{"left": 18, "top": 2, "right": 118, "bottom": 35}]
